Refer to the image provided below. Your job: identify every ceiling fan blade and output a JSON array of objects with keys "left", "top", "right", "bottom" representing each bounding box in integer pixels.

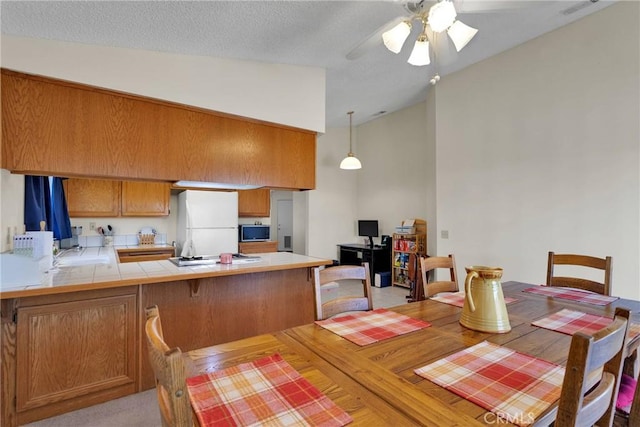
[
  {"left": 454, "top": 0, "right": 539, "bottom": 13},
  {"left": 346, "top": 15, "right": 406, "bottom": 60}
]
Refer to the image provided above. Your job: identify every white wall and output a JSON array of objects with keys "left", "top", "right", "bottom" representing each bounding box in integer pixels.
[
  {"left": 1, "top": 36, "right": 325, "bottom": 133},
  {"left": 308, "top": 2, "right": 639, "bottom": 299},
  {"left": 435, "top": 2, "right": 640, "bottom": 299},
  {"left": 306, "top": 127, "right": 358, "bottom": 260},
  {"left": 306, "top": 102, "right": 435, "bottom": 261},
  {"left": 356, "top": 103, "right": 433, "bottom": 241},
  {"left": 64, "top": 195, "right": 180, "bottom": 244},
  {"left": 0, "top": 170, "right": 25, "bottom": 252}
]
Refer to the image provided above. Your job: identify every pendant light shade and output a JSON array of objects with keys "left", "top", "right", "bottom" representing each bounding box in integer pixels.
[
  {"left": 340, "top": 111, "right": 362, "bottom": 170},
  {"left": 339, "top": 154, "right": 362, "bottom": 170}
]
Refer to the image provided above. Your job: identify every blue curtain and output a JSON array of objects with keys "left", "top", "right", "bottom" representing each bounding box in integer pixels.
[
  {"left": 50, "top": 177, "right": 72, "bottom": 240},
  {"left": 24, "top": 175, "right": 52, "bottom": 232},
  {"left": 24, "top": 176, "right": 72, "bottom": 240}
]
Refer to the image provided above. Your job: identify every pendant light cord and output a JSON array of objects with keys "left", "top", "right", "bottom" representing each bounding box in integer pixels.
[{"left": 348, "top": 111, "right": 354, "bottom": 153}]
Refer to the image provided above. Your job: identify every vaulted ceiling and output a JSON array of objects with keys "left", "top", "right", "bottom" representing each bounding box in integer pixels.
[{"left": 1, "top": 0, "right": 616, "bottom": 127}]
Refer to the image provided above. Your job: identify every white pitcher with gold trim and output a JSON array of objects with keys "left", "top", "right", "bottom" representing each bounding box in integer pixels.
[{"left": 460, "top": 266, "right": 511, "bottom": 333}]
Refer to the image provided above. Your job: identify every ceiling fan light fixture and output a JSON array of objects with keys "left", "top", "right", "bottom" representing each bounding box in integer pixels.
[
  {"left": 382, "top": 21, "right": 412, "bottom": 53},
  {"left": 428, "top": 0, "right": 457, "bottom": 33},
  {"left": 407, "top": 35, "right": 430, "bottom": 66},
  {"left": 447, "top": 20, "right": 478, "bottom": 52},
  {"left": 340, "top": 111, "right": 362, "bottom": 170}
]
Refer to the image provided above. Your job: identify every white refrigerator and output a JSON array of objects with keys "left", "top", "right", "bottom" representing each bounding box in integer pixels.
[{"left": 177, "top": 190, "right": 239, "bottom": 257}]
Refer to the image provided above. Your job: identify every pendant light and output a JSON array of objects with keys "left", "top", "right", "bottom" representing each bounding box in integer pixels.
[{"left": 339, "top": 111, "right": 362, "bottom": 170}]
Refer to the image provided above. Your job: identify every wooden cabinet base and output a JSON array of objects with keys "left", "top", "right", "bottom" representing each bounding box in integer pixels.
[
  {"left": 1, "top": 287, "right": 138, "bottom": 426},
  {"left": 139, "top": 267, "right": 314, "bottom": 389},
  {"left": 117, "top": 247, "right": 175, "bottom": 263},
  {"left": 0, "top": 267, "right": 315, "bottom": 425},
  {"left": 238, "top": 241, "right": 278, "bottom": 254}
]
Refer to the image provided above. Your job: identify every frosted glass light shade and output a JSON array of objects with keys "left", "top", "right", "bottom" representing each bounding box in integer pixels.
[
  {"left": 448, "top": 20, "right": 478, "bottom": 52},
  {"left": 382, "top": 21, "right": 412, "bottom": 53},
  {"left": 428, "top": 0, "right": 457, "bottom": 33},
  {"left": 340, "top": 154, "right": 362, "bottom": 170},
  {"left": 407, "top": 38, "right": 430, "bottom": 66}
]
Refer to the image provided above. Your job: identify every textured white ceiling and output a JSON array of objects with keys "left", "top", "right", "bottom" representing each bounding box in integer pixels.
[{"left": 0, "top": 0, "right": 616, "bottom": 127}]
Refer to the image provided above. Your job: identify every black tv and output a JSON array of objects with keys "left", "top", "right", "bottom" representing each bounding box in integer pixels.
[{"left": 358, "top": 220, "right": 379, "bottom": 248}]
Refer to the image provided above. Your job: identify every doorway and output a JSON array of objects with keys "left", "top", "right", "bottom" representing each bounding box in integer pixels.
[{"left": 277, "top": 199, "right": 293, "bottom": 251}]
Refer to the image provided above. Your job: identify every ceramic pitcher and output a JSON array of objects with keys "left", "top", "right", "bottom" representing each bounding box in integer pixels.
[{"left": 460, "top": 266, "right": 511, "bottom": 333}]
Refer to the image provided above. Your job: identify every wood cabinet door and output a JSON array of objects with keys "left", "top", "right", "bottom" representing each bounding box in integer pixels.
[
  {"left": 15, "top": 294, "right": 137, "bottom": 413},
  {"left": 120, "top": 181, "right": 170, "bottom": 216},
  {"left": 238, "top": 189, "right": 271, "bottom": 217},
  {"left": 64, "top": 178, "right": 120, "bottom": 217},
  {"left": 117, "top": 247, "right": 175, "bottom": 263},
  {"left": 238, "top": 241, "right": 278, "bottom": 254}
]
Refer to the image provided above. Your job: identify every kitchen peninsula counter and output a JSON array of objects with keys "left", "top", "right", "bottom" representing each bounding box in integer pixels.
[
  {"left": 0, "top": 249, "right": 331, "bottom": 426},
  {"left": 0, "top": 248, "right": 330, "bottom": 299}
]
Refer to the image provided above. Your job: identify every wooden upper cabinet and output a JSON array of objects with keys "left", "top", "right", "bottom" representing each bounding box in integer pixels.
[
  {"left": 238, "top": 189, "right": 271, "bottom": 217},
  {"left": 121, "top": 181, "right": 170, "bottom": 216},
  {"left": 64, "top": 179, "right": 170, "bottom": 217},
  {"left": 64, "top": 179, "right": 120, "bottom": 217},
  {"left": 1, "top": 70, "right": 316, "bottom": 190}
]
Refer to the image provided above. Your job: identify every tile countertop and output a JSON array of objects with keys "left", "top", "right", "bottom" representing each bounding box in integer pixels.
[{"left": 0, "top": 247, "right": 332, "bottom": 299}]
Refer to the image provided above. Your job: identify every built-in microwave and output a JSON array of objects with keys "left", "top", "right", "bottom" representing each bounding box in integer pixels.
[{"left": 239, "top": 224, "right": 270, "bottom": 242}]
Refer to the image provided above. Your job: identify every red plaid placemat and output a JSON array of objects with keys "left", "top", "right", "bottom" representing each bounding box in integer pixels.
[
  {"left": 531, "top": 308, "right": 612, "bottom": 336},
  {"left": 523, "top": 286, "right": 618, "bottom": 306},
  {"left": 315, "top": 308, "right": 431, "bottom": 346},
  {"left": 533, "top": 309, "right": 640, "bottom": 341},
  {"left": 430, "top": 291, "right": 517, "bottom": 308},
  {"left": 186, "top": 353, "right": 352, "bottom": 427},
  {"left": 415, "top": 341, "right": 564, "bottom": 427}
]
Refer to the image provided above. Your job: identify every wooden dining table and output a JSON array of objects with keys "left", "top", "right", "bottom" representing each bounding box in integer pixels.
[{"left": 186, "top": 281, "right": 640, "bottom": 426}]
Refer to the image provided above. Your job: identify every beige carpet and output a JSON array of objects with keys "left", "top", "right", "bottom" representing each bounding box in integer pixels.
[{"left": 23, "top": 389, "right": 160, "bottom": 427}]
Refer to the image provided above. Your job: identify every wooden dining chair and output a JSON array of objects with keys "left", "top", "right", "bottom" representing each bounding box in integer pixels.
[
  {"left": 145, "top": 305, "right": 196, "bottom": 427},
  {"left": 420, "top": 255, "right": 459, "bottom": 298},
  {"left": 552, "top": 307, "right": 630, "bottom": 427},
  {"left": 546, "top": 251, "right": 612, "bottom": 296},
  {"left": 313, "top": 263, "right": 373, "bottom": 320}
]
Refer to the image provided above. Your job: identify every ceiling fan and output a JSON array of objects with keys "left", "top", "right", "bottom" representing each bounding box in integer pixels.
[{"left": 347, "top": 0, "right": 534, "bottom": 84}]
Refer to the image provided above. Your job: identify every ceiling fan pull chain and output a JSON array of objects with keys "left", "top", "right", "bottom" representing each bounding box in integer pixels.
[{"left": 430, "top": 32, "right": 441, "bottom": 86}]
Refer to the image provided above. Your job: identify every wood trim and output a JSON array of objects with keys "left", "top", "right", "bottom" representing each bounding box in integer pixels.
[{"left": 1, "top": 300, "right": 18, "bottom": 427}]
